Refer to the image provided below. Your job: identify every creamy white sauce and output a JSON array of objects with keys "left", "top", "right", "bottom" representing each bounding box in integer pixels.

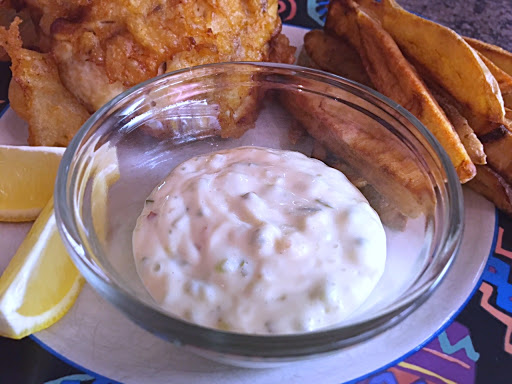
[{"left": 132, "top": 146, "right": 386, "bottom": 334}]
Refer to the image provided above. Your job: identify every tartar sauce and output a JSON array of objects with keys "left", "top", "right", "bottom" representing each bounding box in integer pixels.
[{"left": 132, "top": 146, "right": 386, "bottom": 334}]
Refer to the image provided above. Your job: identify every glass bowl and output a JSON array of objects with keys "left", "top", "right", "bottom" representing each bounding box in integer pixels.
[{"left": 54, "top": 62, "right": 463, "bottom": 366}]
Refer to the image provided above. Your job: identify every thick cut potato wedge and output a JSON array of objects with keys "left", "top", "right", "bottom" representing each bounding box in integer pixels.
[
  {"left": 303, "top": 30, "right": 372, "bottom": 87},
  {"left": 479, "top": 122, "right": 512, "bottom": 185},
  {"left": 0, "top": 19, "right": 90, "bottom": 146},
  {"left": 430, "top": 88, "right": 486, "bottom": 165},
  {"left": 424, "top": 74, "right": 512, "bottom": 184},
  {"left": 465, "top": 37, "right": 512, "bottom": 77},
  {"left": 280, "top": 85, "right": 434, "bottom": 219},
  {"left": 355, "top": 0, "right": 505, "bottom": 130},
  {"left": 477, "top": 53, "right": 512, "bottom": 95},
  {"left": 476, "top": 51, "right": 512, "bottom": 110},
  {"left": 312, "top": 142, "right": 407, "bottom": 230},
  {"left": 467, "top": 165, "right": 512, "bottom": 216},
  {"left": 504, "top": 94, "right": 512, "bottom": 110},
  {"left": 326, "top": 0, "right": 475, "bottom": 183}
]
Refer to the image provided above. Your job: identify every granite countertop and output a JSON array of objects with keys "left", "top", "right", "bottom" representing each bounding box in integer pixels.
[{"left": 401, "top": 0, "right": 512, "bottom": 51}]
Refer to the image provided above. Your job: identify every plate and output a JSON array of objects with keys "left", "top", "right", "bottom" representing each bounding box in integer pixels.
[{"left": 0, "top": 25, "right": 497, "bottom": 383}]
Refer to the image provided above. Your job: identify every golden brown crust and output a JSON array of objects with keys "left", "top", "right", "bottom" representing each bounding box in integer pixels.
[
  {"left": 465, "top": 36, "right": 512, "bottom": 78},
  {"left": 280, "top": 85, "right": 434, "bottom": 219},
  {"left": 0, "top": 1, "right": 296, "bottom": 146},
  {"left": 467, "top": 165, "right": 512, "bottom": 216},
  {"left": 303, "top": 29, "right": 372, "bottom": 87},
  {"left": 1, "top": 19, "right": 90, "bottom": 146},
  {"left": 355, "top": 0, "right": 505, "bottom": 128},
  {"left": 312, "top": 142, "right": 407, "bottom": 230},
  {"left": 48, "top": 0, "right": 287, "bottom": 87},
  {"left": 325, "top": 0, "right": 475, "bottom": 183}
]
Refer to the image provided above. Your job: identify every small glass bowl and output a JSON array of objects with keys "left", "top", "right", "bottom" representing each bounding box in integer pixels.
[{"left": 55, "top": 62, "right": 463, "bottom": 366}]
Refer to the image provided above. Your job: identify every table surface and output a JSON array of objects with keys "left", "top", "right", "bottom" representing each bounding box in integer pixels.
[{"left": 1, "top": 1, "right": 512, "bottom": 383}]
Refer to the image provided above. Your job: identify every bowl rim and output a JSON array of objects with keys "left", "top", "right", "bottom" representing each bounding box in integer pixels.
[{"left": 54, "top": 61, "right": 464, "bottom": 359}]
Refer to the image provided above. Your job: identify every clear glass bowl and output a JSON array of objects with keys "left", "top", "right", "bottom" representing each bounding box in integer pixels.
[{"left": 55, "top": 62, "right": 463, "bottom": 366}]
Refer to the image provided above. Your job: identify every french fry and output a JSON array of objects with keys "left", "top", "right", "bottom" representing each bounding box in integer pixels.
[
  {"left": 477, "top": 52, "right": 512, "bottom": 95},
  {"left": 303, "top": 30, "right": 373, "bottom": 87},
  {"left": 311, "top": 141, "right": 368, "bottom": 188},
  {"left": 464, "top": 36, "right": 512, "bottom": 77},
  {"left": 479, "top": 122, "right": 512, "bottom": 185},
  {"left": 326, "top": 0, "right": 476, "bottom": 183},
  {"left": 355, "top": 0, "right": 506, "bottom": 131},
  {"left": 423, "top": 72, "right": 512, "bottom": 185},
  {"left": 312, "top": 142, "right": 407, "bottom": 230},
  {"left": 467, "top": 165, "right": 512, "bottom": 216},
  {"left": 280, "top": 85, "right": 434, "bottom": 219},
  {"left": 430, "top": 88, "right": 486, "bottom": 165},
  {"left": 504, "top": 94, "right": 512, "bottom": 110},
  {"left": 476, "top": 51, "right": 512, "bottom": 109},
  {"left": 303, "top": 28, "right": 487, "bottom": 168}
]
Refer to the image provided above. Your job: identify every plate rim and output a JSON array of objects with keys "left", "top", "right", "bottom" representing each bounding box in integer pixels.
[{"left": 1, "top": 23, "right": 499, "bottom": 383}]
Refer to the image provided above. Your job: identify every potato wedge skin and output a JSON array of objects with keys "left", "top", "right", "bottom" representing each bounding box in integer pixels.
[
  {"left": 326, "top": 0, "right": 475, "bottom": 183},
  {"left": 312, "top": 142, "right": 407, "bottom": 231},
  {"left": 280, "top": 85, "right": 434, "bottom": 219},
  {"left": 479, "top": 123, "right": 512, "bottom": 185},
  {"left": 305, "top": 27, "right": 486, "bottom": 173},
  {"left": 430, "top": 87, "right": 486, "bottom": 165},
  {"left": 356, "top": 0, "right": 505, "bottom": 130},
  {"left": 465, "top": 36, "right": 512, "bottom": 77},
  {"left": 477, "top": 52, "right": 512, "bottom": 95},
  {"left": 303, "top": 30, "right": 372, "bottom": 87},
  {"left": 467, "top": 165, "right": 512, "bottom": 216}
]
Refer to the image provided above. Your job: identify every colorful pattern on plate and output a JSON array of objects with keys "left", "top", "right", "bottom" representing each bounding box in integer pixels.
[
  {"left": 480, "top": 227, "right": 512, "bottom": 354},
  {"left": 2, "top": 1, "right": 512, "bottom": 383},
  {"left": 358, "top": 322, "right": 479, "bottom": 384}
]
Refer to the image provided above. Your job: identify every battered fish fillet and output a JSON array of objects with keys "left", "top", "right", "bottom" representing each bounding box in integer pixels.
[
  {"left": 1, "top": 0, "right": 295, "bottom": 145},
  {"left": 0, "top": 19, "right": 90, "bottom": 146}
]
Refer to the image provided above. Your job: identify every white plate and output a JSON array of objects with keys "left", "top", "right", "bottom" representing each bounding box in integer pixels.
[{"left": 0, "top": 25, "right": 496, "bottom": 383}]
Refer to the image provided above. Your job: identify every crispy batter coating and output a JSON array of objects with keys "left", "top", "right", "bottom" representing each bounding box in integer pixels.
[
  {"left": 0, "top": 19, "right": 90, "bottom": 146},
  {"left": 46, "top": 0, "right": 292, "bottom": 88},
  {"left": 1, "top": 0, "right": 295, "bottom": 145}
]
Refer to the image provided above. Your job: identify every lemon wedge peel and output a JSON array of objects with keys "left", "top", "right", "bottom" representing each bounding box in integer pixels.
[
  {"left": 91, "top": 144, "right": 120, "bottom": 245},
  {"left": 0, "top": 198, "right": 84, "bottom": 339},
  {"left": 0, "top": 145, "right": 65, "bottom": 222}
]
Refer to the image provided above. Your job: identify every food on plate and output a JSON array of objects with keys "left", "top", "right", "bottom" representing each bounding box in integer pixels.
[
  {"left": 0, "top": 198, "right": 84, "bottom": 339},
  {"left": 0, "top": 145, "right": 65, "bottom": 222},
  {"left": 0, "top": 0, "right": 296, "bottom": 146},
  {"left": 297, "top": 0, "right": 512, "bottom": 214},
  {"left": 464, "top": 36, "right": 512, "bottom": 77},
  {"left": 467, "top": 165, "right": 512, "bottom": 216},
  {"left": 90, "top": 144, "right": 121, "bottom": 245},
  {"left": 430, "top": 89, "right": 486, "bottom": 165},
  {"left": 311, "top": 143, "right": 407, "bottom": 230},
  {"left": 0, "top": 19, "right": 90, "bottom": 146},
  {"left": 0, "top": 141, "right": 119, "bottom": 339},
  {"left": 324, "top": 0, "right": 475, "bottom": 183},
  {"left": 280, "top": 82, "right": 434, "bottom": 219},
  {"left": 354, "top": 0, "right": 505, "bottom": 131},
  {"left": 476, "top": 53, "right": 512, "bottom": 97},
  {"left": 0, "top": 7, "right": 39, "bottom": 61},
  {"left": 478, "top": 124, "right": 512, "bottom": 185},
  {"left": 301, "top": 29, "right": 372, "bottom": 87},
  {"left": 132, "top": 146, "right": 386, "bottom": 334}
]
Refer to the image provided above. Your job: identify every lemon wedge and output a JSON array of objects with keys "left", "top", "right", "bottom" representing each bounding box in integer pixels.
[
  {"left": 0, "top": 145, "right": 65, "bottom": 222},
  {"left": 90, "top": 144, "right": 121, "bottom": 244},
  {"left": 0, "top": 198, "right": 84, "bottom": 339}
]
